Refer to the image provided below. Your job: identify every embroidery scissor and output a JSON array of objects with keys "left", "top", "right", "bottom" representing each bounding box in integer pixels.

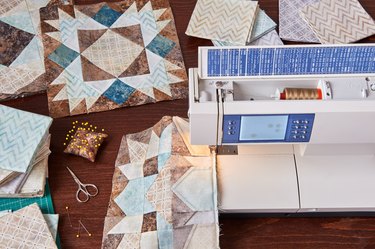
[{"left": 67, "top": 167, "right": 99, "bottom": 203}]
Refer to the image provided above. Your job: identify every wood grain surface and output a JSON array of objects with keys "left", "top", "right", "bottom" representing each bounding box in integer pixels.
[{"left": 2, "top": 0, "right": 375, "bottom": 248}]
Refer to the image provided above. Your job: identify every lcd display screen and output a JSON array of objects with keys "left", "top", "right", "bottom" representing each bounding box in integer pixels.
[{"left": 239, "top": 115, "right": 289, "bottom": 141}]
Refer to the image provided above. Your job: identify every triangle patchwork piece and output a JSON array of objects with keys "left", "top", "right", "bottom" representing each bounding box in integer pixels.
[
  {"left": 52, "top": 85, "right": 68, "bottom": 101},
  {"left": 0, "top": 11, "right": 35, "bottom": 34},
  {"left": 77, "top": 29, "right": 107, "bottom": 53},
  {"left": 41, "top": 21, "right": 59, "bottom": 33},
  {"left": 45, "top": 31, "right": 62, "bottom": 43},
  {"left": 153, "top": 8, "right": 168, "bottom": 21},
  {"left": 44, "top": 20, "right": 60, "bottom": 31},
  {"left": 156, "top": 19, "right": 171, "bottom": 32},
  {"left": 81, "top": 55, "right": 116, "bottom": 81},
  {"left": 110, "top": 2, "right": 140, "bottom": 28},
  {"left": 111, "top": 25, "right": 145, "bottom": 46},
  {"left": 76, "top": 9, "right": 108, "bottom": 31},
  {"left": 86, "top": 79, "right": 116, "bottom": 95},
  {"left": 119, "top": 50, "right": 150, "bottom": 78}
]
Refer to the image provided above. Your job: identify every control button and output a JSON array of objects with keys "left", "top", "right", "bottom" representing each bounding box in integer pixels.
[
  {"left": 228, "top": 126, "right": 234, "bottom": 130},
  {"left": 228, "top": 121, "right": 236, "bottom": 125},
  {"left": 291, "top": 130, "right": 298, "bottom": 134},
  {"left": 301, "top": 135, "right": 306, "bottom": 139},
  {"left": 292, "top": 135, "right": 298, "bottom": 139},
  {"left": 303, "top": 120, "right": 309, "bottom": 124},
  {"left": 300, "top": 131, "right": 306, "bottom": 134},
  {"left": 293, "top": 120, "right": 300, "bottom": 124},
  {"left": 293, "top": 125, "right": 299, "bottom": 129},
  {"left": 302, "top": 125, "right": 308, "bottom": 129},
  {"left": 228, "top": 131, "right": 235, "bottom": 135}
]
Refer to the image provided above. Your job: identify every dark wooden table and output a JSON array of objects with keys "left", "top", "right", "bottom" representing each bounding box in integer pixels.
[{"left": 3, "top": 0, "right": 375, "bottom": 248}]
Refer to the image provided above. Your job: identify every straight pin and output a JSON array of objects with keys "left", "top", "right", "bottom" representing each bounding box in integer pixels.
[
  {"left": 65, "top": 206, "right": 73, "bottom": 227},
  {"left": 79, "top": 220, "right": 92, "bottom": 236}
]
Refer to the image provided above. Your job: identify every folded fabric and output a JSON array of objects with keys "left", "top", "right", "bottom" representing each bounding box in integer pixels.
[
  {"left": 212, "top": 9, "right": 276, "bottom": 46},
  {"left": 0, "top": 135, "right": 51, "bottom": 196},
  {"left": 279, "top": 0, "right": 320, "bottom": 43},
  {"left": 0, "top": 105, "right": 52, "bottom": 173},
  {"left": 186, "top": 0, "right": 258, "bottom": 45},
  {"left": 102, "top": 116, "right": 219, "bottom": 249},
  {"left": 249, "top": 30, "right": 284, "bottom": 46},
  {"left": 0, "top": 0, "right": 70, "bottom": 101},
  {"left": 0, "top": 203, "right": 57, "bottom": 248},
  {"left": 43, "top": 214, "right": 60, "bottom": 241},
  {"left": 41, "top": 0, "right": 188, "bottom": 118},
  {"left": 300, "top": 0, "right": 375, "bottom": 44}
]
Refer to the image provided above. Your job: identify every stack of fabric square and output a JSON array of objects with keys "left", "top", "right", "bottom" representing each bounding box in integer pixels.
[
  {"left": 186, "top": 0, "right": 284, "bottom": 46},
  {"left": 279, "top": 0, "right": 375, "bottom": 44},
  {"left": 0, "top": 105, "right": 52, "bottom": 197},
  {"left": 0, "top": 203, "right": 59, "bottom": 248}
]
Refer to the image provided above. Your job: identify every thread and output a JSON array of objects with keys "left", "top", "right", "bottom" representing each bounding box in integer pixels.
[{"left": 280, "top": 88, "right": 322, "bottom": 100}]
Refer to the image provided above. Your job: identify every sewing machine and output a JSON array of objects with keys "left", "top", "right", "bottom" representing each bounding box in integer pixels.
[{"left": 189, "top": 44, "right": 375, "bottom": 213}]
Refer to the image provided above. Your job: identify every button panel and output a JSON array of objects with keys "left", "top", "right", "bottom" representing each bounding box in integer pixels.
[
  {"left": 222, "top": 116, "right": 241, "bottom": 143},
  {"left": 222, "top": 114, "right": 315, "bottom": 143},
  {"left": 285, "top": 114, "right": 315, "bottom": 142}
]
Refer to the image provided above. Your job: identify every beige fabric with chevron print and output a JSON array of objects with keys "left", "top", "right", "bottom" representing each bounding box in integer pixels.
[
  {"left": 186, "top": 0, "right": 259, "bottom": 45},
  {"left": 300, "top": 0, "right": 375, "bottom": 44}
]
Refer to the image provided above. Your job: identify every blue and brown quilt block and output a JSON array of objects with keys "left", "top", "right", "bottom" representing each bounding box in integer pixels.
[{"left": 41, "top": 0, "right": 188, "bottom": 118}]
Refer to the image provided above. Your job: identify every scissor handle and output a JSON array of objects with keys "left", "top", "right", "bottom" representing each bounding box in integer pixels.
[
  {"left": 82, "top": 183, "right": 99, "bottom": 197},
  {"left": 76, "top": 187, "right": 89, "bottom": 203},
  {"left": 75, "top": 184, "right": 99, "bottom": 203}
]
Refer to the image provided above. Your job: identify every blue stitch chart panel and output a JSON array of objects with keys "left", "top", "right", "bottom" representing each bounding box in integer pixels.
[{"left": 204, "top": 45, "right": 375, "bottom": 77}]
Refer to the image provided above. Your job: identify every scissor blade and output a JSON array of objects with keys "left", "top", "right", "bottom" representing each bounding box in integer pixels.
[{"left": 67, "top": 167, "right": 80, "bottom": 183}]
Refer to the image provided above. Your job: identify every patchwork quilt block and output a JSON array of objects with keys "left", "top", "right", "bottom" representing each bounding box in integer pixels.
[
  {"left": 41, "top": 0, "right": 188, "bottom": 118},
  {"left": 102, "top": 117, "right": 219, "bottom": 249},
  {"left": 0, "top": 0, "right": 54, "bottom": 100}
]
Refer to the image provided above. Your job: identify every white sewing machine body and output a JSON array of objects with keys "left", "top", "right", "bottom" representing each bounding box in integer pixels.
[{"left": 189, "top": 44, "right": 375, "bottom": 213}]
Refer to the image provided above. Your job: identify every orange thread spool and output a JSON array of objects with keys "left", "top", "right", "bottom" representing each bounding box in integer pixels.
[{"left": 280, "top": 88, "right": 322, "bottom": 100}]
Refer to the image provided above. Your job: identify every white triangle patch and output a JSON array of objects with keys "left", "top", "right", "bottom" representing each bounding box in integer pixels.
[
  {"left": 65, "top": 56, "right": 83, "bottom": 81},
  {"left": 45, "top": 20, "right": 60, "bottom": 30},
  {"left": 156, "top": 19, "right": 171, "bottom": 32},
  {"left": 153, "top": 8, "right": 167, "bottom": 21},
  {"left": 119, "top": 162, "right": 144, "bottom": 180},
  {"left": 163, "top": 59, "right": 181, "bottom": 71},
  {"left": 85, "top": 79, "right": 116, "bottom": 95},
  {"left": 46, "top": 31, "right": 61, "bottom": 42},
  {"left": 52, "top": 85, "right": 68, "bottom": 101},
  {"left": 51, "top": 71, "right": 67, "bottom": 85},
  {"left": 69, "top": 97, "right": 84, "bottom": 112},
  {"left": 85, "top": 95, "right": 101, "bottom": 109},
  {"left": 167, "top": 72, "right": 184, "bottom": 84},
  {"left": 58, "top": 7, "right": 75, "bottom": 21},
  {"left": 146, "top": 131, "right": 160, "bottom": 159},
  {"left": 139, "top": 1, "right": 153, "bottom": 14}
]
